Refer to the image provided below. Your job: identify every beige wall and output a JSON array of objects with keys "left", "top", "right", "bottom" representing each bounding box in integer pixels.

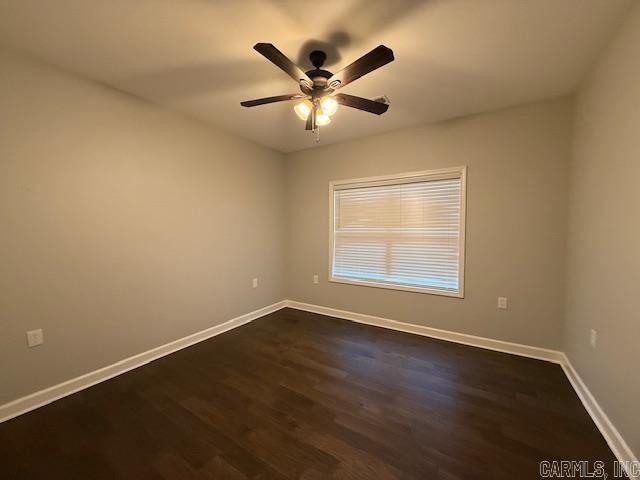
[
  {"left": 564, "top": 3, "right": 640, "bottom": 454},
  {"left": 285, "top": 98, "right": 572, "bottom": 349},
  {"left": 0, "top": 49, "right": 285, "bottom": 405}
]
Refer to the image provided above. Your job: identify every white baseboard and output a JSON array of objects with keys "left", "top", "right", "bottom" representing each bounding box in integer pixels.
[
  {"left": 284, "top": 300, "right": 637, "bottom": 475},
  {"left": 560, "top": 354, "right": 639, "bottom": 479},
  {"left": 0, "top": 300, "right": 286, "bottom": 424},
  {"left": 284, "top": 300, "right": 564, "bottom": 363}
]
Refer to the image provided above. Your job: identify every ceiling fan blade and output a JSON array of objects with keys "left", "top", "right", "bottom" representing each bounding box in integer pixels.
[
  {"left": 329, "top": 45, "right": 394, "bottom": 88},
  {"left": 254, "top": 43, "right": 311, "bottom": 84},
  {"left": 240, "top": 94, "right": 306, "bottom": 107},
  {"left": 334, "top": 93, "right": 389, "bottom": 115}
]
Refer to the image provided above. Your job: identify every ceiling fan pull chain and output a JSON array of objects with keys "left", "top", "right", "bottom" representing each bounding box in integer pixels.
[{"left": 315, "top": 126, "right": 321, "bottom": 143}]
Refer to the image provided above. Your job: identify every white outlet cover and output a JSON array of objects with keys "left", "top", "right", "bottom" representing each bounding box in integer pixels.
[
  {"left": 252, "top": 278, "right": 258, "bottom": 288},
  {"left": 26, "top": 329, "right": 44, "bottom": 347},
  {"left": 313, "top": 274, "right": 319, "bottom": 284},
  {"left": 497, "top": 297, "right": 508, "bottom": 309}
]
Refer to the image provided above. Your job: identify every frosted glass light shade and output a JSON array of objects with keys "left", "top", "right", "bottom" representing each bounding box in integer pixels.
[
  {"left": 294, "top": 100, "right": 312, "bottom": 120},
  {"left": 320, "top": 97, "right": 338, "bottom": 116}
]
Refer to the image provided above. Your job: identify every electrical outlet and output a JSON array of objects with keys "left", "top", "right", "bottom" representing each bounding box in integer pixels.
[
  {"left": 497, "top": 297, "right": 508, "bottom": 309},
  {"left": 313, "top": 274, "right": 319, "bottom": 284},
  {"left": 590, "top": 329, "right": 597, "bottom": 348},
  {"left": 252, "top": 278, "right": 258, "bottom": 288},
  {"left": 26, "top": 329, "right": 44, "bottom": 348}
]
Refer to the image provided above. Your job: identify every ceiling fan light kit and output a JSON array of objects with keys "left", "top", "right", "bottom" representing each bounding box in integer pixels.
[{"left": 241, "top": 43, "right": 394, "bottom": 142}]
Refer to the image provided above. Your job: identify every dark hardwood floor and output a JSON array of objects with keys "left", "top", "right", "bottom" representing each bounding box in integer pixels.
[{"left": 0, "top": 308, "right": 619, "bottom": 479}]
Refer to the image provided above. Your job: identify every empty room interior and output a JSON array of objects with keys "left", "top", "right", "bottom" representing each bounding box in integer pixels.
[{"left": 1, "top": 1, "right": 639, "bottom": 479}]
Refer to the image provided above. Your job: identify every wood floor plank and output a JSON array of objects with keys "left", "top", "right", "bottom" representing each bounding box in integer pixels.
[{"left": 0, "top": 308, "right": 621, "bottom": 479}]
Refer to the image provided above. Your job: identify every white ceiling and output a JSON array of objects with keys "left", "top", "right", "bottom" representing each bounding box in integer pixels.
[{"left": 0, "top": 0, "right": 632, "bottom": 152}]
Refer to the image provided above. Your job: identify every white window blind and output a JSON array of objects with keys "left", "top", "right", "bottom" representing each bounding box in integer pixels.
[{"left": 330, "top": 167, "right": 466, "bottom": 297}]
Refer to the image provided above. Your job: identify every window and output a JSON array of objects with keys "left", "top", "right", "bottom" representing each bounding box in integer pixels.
[{"left": 329, "top": 167, "right": 466, "bottom": 297}]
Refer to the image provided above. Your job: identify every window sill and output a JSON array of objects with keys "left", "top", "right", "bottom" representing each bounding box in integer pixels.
[{"left": 328, "top": 276, "right": 464, "bottom": 298}]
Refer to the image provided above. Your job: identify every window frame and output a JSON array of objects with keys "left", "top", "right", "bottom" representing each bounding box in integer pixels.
[{"left": 328, "top": 166, "right": 467, "bottom": 298}]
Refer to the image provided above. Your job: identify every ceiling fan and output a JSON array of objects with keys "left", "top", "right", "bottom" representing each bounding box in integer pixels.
[{"left": 240, "top": 43, "right": 394, "bottom": 135}]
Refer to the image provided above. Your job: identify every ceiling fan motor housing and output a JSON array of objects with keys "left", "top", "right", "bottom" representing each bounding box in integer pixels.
[{"left": 302, "top": 50, "right": 334, "bottom": 95}]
